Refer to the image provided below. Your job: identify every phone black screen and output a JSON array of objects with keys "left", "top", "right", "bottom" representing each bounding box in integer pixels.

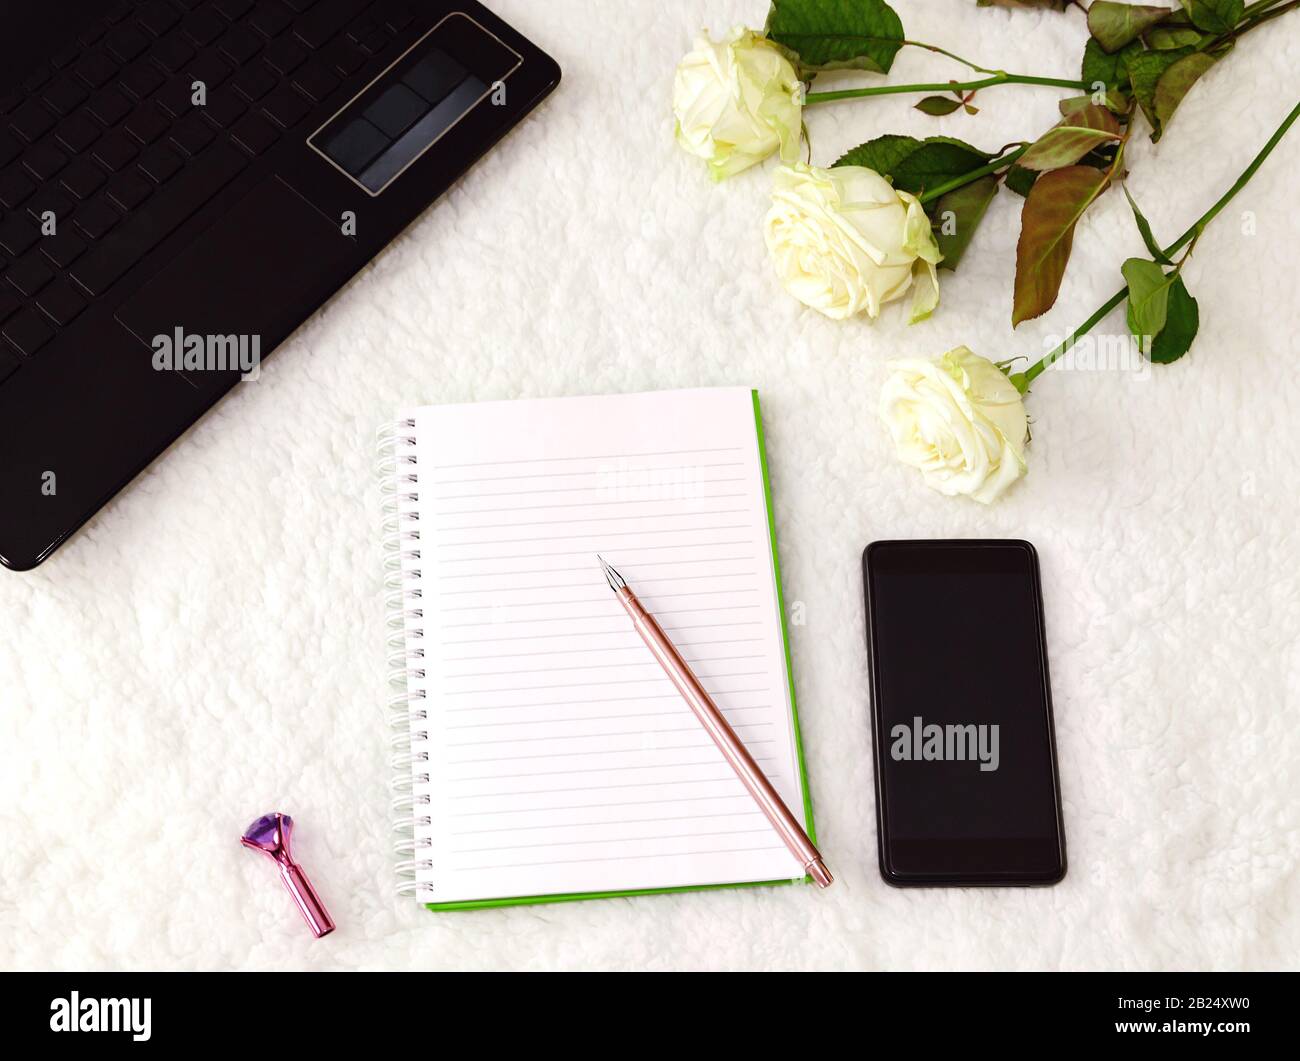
[{"left": 863, "top": 541, "right": 1065, "bottom": 885}]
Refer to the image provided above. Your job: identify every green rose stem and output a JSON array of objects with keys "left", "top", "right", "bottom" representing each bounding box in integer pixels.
[
  {"left": 804, "top": 71, "right": 1090, "bottom": 106},
  {"left": 916, "top": 145, "right": 1029, "bottom": 205},
  {"left": 1015, "top": 99, "right": 1300, "bottom": 391}
]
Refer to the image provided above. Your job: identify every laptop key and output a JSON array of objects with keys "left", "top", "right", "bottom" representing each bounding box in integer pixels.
[
  {"left": 107, "top": 171, "right": 154, "bottom": 211},
  {"left": 10, "top": 99, "right": 57, "bottom": 143},
  {"left": 157, "top": 75, "right": 197, "bottom": 118},
  {"left": 264, "top": 37, "right": 307, "bottom": 76},
  {"left": 23, "top": 142, "right": 69, "bottom": 182},
  {"left": 215, "top": 0, "right": 255, "bottom": 20},
  {"left": 262, "top": 84, "right": 310, "bottom": 129},
  {"left": 105, "top": 25, "right": 150, "bottom": 63},
  {"left": 36, "top": 278, "right": 88, "bottom": 326},
  {"left": 120, "top": 62, "right": 166, "bottom": 102},
  {"left": 0, "top": 168, "right": 36, "bottom": 211},
  {"left": 0, "top": 345, "right": 18, "bottom": 384},
  {"left": 74, "top": 197, "right": 121, "bottom": 240},
  {"left": 219, "top": 26, "right": 263, "bottom": 66},
  {"left": 294, "top": 62, "right": 340, "bottom": 103},
  {"left": 170, "top": 112, "right": 215, "bottom": 156},
  {"left": 0, "top": 130, "right": 19, "bottom": 167},
  {"left": 61, "top": 156, "right": 107, "bottom": 199},
  {"left": 232, "top": 63, "right": 277, "bottom": 102},
  {"left": 74, "top": 52, "right": 120, "bottom": 89},
  {"left": 322, "top": 38, "right": 365, "bottom": 75},
  {"left": 70, "top": 141, "right": 247, "bottom": 296},
  {"left": 183, "top": 10, "right": 227, "bottom": 47},
  {"left": 190, "top": 51, "right": 233, "bottom": 89},
  {"left": 0, "top": 289, "right": 20, "bottom": 323},
  {"left": 138, "top": 142, "right": 183, "bottom": 183},
  {"left": 39, "top": 229, "right": 88, "bottom": 269},
  {"left": 93, "top": 129, "right": 140, "bottom": 171},
  {"left": 43, "top": 77, "right": 89, "bottom": 117},
  {"left": 125, "top": 103, "right": 170, "bottom": 145},
  {"left": 153, "top": 34, "right": 196, "bottom": 75},
  {"left": 203, "top": 89, "right": 248, "bottom": 128},
  {"left": 6, "top": 255, "right": 53, "bottom": 297},
  {"left": 231, "top": 112, "right": 279, "bottom": 155},
  {"left": 250, "top": 5, "right": 292, "bottom": 39},
  {"left": 55, "top": 114, "right": 102, "bottom": 153},
  {"left": 295, "top": 0, "right": 367, "bottom": 51},
  {"left": 27, "top": 186, "right": 74, "bottom": 225},
  {"left": 88, "top": 87, "right": 132, "bottom": 126},
  {"left": 139, "top": 0, "right": 183, "bottom": 38},
  {"left": 2, "top": 309, "right": 54, "bottom": 357}
]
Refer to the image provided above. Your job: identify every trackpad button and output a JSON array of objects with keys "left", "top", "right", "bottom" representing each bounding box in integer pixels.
[{"left": 117, "top": 177, "right": 355, "bottom": 385}]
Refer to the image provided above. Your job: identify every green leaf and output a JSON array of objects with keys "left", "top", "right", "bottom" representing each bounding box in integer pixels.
[
  {"left": 1153, "top": 51, "right": 1217, "bottom": 134},
  {"left": 1081, "top": 37, "right": 1141, "bottom": 94},
  {"left": 933, "top": 176, "right": 999, "bottom": 271},
  {"left": 1123, "top": 258, "right": 1175, "bottom": 343},
  {"left": 1180, "top": 0, "right": 1243, "bottom": 33},
  {"left": 1013, "top": 165, "right": 1111, "bottom": 325},
  {"left": 834, "top": 135, "right": 992, "bottom": 196},
  {"left": 1017, "top": 104, "right": 1123, "bottom": 171},
  {"left": 1149, "top": 276, "right": 1200, "bottom": 363},
  {"left": 1123, "top": 185, "right": 1174, "bottom": 265},
  {"left": 1005, "top": 163, "right": 1039, "bottom": 197},
  {"left": 977, "top": 0, "right": 1070, "bottom": 8},
  {"left": 1087, "top": 2, "right": 1174, "bottom": 52},
  {"left": 916, "top": 95, "right": 963, "bottom": 116},
  {"left": 1060, "top": 92, "right": 1127, "bottom": 116},
  {"left": 1126, "top": 45, "right": 1193, "bottom": 136},
  {"left": 765, "top": 0, "right": 905, "bottom": 74},
  {"left": 890, "top": 137, "right": 992, "bottom": 195},
  {"left": 834, "top": 134, "right": 922, "bottom": 177},
  {"left": 1147, "top": 25, "right": 1207, "bottom": 47}
]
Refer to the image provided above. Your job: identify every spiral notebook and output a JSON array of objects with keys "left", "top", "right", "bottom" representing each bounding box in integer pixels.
[{"left": 379, "top": 387, "right": 815, "bottom": 909}]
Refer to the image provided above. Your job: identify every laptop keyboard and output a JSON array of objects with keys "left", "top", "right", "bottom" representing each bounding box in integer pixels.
[{"left": 0, "top": 0, "right": 417, "bottom": 386}]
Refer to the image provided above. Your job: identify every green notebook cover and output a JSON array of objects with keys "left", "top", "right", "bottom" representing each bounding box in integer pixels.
[{"left": 422, "top": 390, "right": 816, "bottom": 911}]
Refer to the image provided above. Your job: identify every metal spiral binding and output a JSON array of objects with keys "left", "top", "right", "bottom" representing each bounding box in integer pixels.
[{"left": 378, "top": 419, "right": 434, "bottom": 899}]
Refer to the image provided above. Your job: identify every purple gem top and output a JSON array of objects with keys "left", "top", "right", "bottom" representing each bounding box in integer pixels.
[{"left": 243, "top": 813, "right": 290, "bottom": 848}]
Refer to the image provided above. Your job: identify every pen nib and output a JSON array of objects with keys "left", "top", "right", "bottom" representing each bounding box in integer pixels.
[{"left": 597, "top": 554, "right": 627, "bottom": 592}]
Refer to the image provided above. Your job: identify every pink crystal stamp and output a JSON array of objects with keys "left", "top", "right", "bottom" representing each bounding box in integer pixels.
[{"left": 241, "top": 812, "right": 335, "bottom": 938}]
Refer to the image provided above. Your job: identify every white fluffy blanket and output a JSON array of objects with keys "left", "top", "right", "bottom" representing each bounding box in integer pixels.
[{"left": 2, "top": 0, "right": 1297, "bottom": 971}]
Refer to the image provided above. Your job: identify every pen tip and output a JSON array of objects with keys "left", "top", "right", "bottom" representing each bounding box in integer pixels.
[{"left": 597, "top": 554, "right": 626, "bottom": 592}]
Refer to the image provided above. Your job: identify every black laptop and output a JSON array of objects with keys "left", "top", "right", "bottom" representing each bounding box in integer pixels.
[{"left": 0, "top": 0, "right": 559, "bottom": 570}]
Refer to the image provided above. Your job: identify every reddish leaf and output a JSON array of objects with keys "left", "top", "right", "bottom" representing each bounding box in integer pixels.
[
  {"left": 1013, "top": 165, "right": 1111, "bottom": 326},
  {"left": 1017, "top": 104, "right": 1123, "bottom": 172}
]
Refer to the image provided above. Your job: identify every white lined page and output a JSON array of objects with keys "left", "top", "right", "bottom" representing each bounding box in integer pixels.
[{"left": 405, "top": 388, "right": 808, "bottom": 902}]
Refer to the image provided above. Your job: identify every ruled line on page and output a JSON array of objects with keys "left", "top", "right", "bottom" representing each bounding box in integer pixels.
[
  {"left": 447, "top": 739, "right": 777, "bottom": 766},
  {"left": 432, "top": 446, "right": 745, "bottom": 471},
  {"left": 446, "top": 721, "right": 775, "bottom": 748},
  {"left": 443, "top": 688, "right": 772, "bottom": 713},
  {"left": 449, "top": 755, "right": 778, "bottom": 784},
  {"left": 452, "top": 844, "right": 784, "bottom": 873},
  {"left": 443, "top": 705, "right": 775, "bottom": 730},
  {"left": 446, "top": 775, "right": 763, "bottom": 802},
  {"left": 436, "top": 495, "right": 750, "bottom": 518},
  {"left": 433, "top": 461, "right": 747, "bottom": 486}
]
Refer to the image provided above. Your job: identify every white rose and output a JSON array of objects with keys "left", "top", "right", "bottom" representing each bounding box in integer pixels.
[
  {"left": 880, "top": 347, "right": 1029, "bottom": 504},
  {"left": 764, "top": 163, "right": 942, "bottom": 322},
  {"left": 673, "top": 28, "right": 802, "bottom": 181}
]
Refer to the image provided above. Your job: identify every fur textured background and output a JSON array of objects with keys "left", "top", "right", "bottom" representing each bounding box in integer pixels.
[{"left": 1, "top": 0, "right": 1297, "bottom": 970}]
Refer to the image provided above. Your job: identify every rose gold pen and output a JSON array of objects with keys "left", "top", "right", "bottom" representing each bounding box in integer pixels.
[{"left": 597, "top": 556, "right": 833, "bottom": 888}]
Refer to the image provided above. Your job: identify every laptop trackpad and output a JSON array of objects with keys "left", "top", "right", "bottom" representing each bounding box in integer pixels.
[{"left": 117, "top": 177, "right": 355, "bottom": 385}]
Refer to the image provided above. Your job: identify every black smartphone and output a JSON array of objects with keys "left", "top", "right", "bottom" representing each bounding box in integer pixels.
[{"left": 862, "top": 540, "right": 1066, "bottom": 886}]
